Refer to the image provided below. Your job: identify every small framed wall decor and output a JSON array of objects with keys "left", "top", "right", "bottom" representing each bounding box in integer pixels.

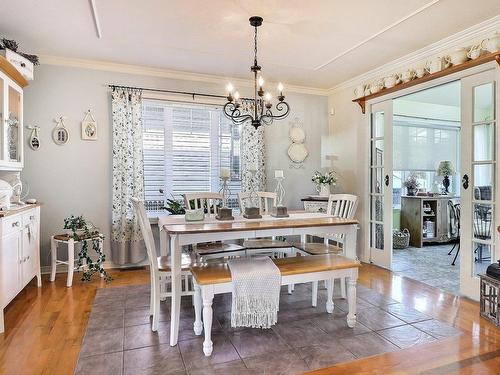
[
  {"left": 52, "top": 116, "right": 69, "bottom": 145},
  {"left": 81, "top": 109, "right": 97, "bottom": 140},
  {"left": 27, "top": 125, "right": 41, "bottom": 150}
]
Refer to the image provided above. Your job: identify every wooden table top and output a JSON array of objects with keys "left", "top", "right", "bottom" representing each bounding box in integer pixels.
[
  {"left": 159, "top": 213, "right": 358, "bottom": 234},
  {"left": 190, "top": 254, "right": 361, "bottom": 285}
]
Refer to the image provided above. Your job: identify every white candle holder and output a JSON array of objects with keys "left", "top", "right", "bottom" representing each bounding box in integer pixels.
[
  {"left": 216, "top": 176, "right": 234, "bottom": 220},
  {"left": 243, "top": 169, "right": 262, "bottom": 219},
  {"left": 272, "top": 176, "right": 289, "bottom": 217}
]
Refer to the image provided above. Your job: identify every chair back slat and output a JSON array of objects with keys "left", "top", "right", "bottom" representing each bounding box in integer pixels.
[
  {"left": 327, "top": 194, "right": 358, "bottom": 219},
  {"left": 238, "top": 191, "right": 277, "bottom": 215},
  {"left": 131, "top": 198, "right": 159, "bottom": 275},
  {"left": 183, "top": 192, "right": 223, "bottom": 218}
]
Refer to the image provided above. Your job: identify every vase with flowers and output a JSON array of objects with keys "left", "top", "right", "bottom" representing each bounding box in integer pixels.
[
  {"left": 403, "top": 174, "right": 420, "bottom": 196},
  {"left": 312, "top": 170, "right": 337, "bottom": 196}
]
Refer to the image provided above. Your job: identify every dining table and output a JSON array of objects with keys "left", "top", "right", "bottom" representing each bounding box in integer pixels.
[{"left": 156, "top": 211, "right": 359, "bottom": 346}]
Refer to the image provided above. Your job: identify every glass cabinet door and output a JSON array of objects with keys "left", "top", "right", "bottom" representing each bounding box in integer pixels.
[{"left": 6, "top": 82, "right": 22, "bottom": 163}]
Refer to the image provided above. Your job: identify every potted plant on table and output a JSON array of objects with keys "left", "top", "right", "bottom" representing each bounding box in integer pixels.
[
  {"left": 403, "top": 174, "right": 420, "bottom": 196},
  {"left": 312, "top": 170, "right": 337, "bottom": 197}
]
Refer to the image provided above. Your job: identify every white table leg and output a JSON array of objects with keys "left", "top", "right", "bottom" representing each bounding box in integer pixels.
[
  {"left": 66, "top": 239, "right": 75, "bottom": 287},
  {"left": 159, "top": 228, "right": 169, "bottom": 256},
  {"left": 311, "top": 281, "right": 318, "bottom": 307},
  {"left": 347, "top": 273, "right": 357, "bottom": 328},
  {"left": 326, "top": 279, "right": 334, "bottom": 313},
  {"left": 344, "top": 224, "right": 358, "bottom": 260},
  {"left": 340, "top": 277, "right": 347, "bottom": 299},
  {"left": 193, "top": 282, "right": 203, "bottom": 335},
  {"left": 169, "top": 234, "right": 181, "bottom": 346},
  {"left": 202, "top": 286, "right": 214, "bottom": 356},
  {"left": 50, "top": 236, "right": 57, "bottom": 282}
]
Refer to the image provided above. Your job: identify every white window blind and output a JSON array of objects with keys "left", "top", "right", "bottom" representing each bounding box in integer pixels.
[
  {"left": 393, "top": 115, "right": 460, "bottom": 172},
  {"left": 142, "top": 100, "right": 242, "bottom": 210}
]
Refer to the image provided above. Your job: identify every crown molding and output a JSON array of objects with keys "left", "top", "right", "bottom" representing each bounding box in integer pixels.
[
  {"left": 39, "top": 55, "right": 330, "bottom": 97},
  {"left": 327, "top": 15, "right": 500, "bottom": 95}
]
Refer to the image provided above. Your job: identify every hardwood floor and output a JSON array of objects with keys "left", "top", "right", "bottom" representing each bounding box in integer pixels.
[{"left": 1, "top": 265, "right": 499, "bottom": 375}]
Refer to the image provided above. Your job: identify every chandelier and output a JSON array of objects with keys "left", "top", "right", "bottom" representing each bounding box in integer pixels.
[{"left": 223, "top": 16, "right": 290, "bottom": 129}]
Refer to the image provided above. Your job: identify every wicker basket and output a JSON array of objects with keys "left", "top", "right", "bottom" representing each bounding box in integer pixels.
[{"left": 393, "top": 228, "right": 410, "bottom": 249}]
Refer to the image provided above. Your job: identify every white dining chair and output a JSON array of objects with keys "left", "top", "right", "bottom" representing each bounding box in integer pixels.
[
  {"left": 183, "top": 192, "right": 246, "bottom": 260},
  {"left": 293, "top": 194, "right": 359, "bottom": 302},
  {"left": 131, "top": 197, "right": 195, "bottom": 331},
  {"left": 237, "top": 191, "right": 293, "bottom": 258}
]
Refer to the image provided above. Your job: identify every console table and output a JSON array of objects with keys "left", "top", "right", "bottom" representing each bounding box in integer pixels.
[
  {"left": 301, "top": 196, "right": 329, "bottom": 213},
  {"left": 401, "top": 195, "right": 459, "bottom": 248}
]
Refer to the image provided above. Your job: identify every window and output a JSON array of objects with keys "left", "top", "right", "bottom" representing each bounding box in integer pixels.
[{"left": 142, "top": 100, "right": 242, "bottom": 211}]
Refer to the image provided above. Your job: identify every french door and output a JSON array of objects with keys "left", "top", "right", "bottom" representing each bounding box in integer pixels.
[
  {"left": 369, "top": 100, "right": 393, "bottom": 268},
  {"left": 460, "top": 69, "right": 500, "bottom": 299}
]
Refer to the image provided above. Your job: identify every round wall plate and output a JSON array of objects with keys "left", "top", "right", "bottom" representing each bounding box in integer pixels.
[
  {"left": 287, "top": 143, "right": 308, "bottom": 163},
  {"left": 289, "top": 127, "right": 306, "bottom": 143}
]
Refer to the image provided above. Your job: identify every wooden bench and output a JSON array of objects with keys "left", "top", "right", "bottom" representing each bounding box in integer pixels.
[{"left": 190, "top": 254, "right": 361, "bottom": 356}]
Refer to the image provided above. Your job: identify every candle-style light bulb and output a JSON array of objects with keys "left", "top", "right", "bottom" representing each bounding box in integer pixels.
[
  {"left": 264, "top": 92, "right": 272, "bottom": 109},
  {"left": 257, "top": 76, "right": 265, "bottom": 97},
  {"left": 234, "top": 91, "right": 240, "bottom": 101},
  {"left": 226, "top": 83, "right": 234, "bottom": 94},
  {"left": 277, "top": 82, "right": 285, "bottom": 101}
]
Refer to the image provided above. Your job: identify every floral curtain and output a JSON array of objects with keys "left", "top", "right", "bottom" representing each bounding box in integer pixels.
[
  {"left": 111, "top": 88, "right": 146, "bottom": 265},
  {"left": 241, "top": 123, "right": 266, "bottom": 192}
]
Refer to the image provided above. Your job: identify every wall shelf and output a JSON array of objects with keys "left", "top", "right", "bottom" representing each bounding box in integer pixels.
[
  {"left": 353, "top": 52, "right": 500, "bottom": 114},
  {"left": 0, "top": 56, "right": 28, "bottom": 88}
]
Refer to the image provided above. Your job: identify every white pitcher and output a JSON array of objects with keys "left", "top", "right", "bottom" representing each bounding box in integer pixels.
[
  {"left": 354, "top": 84, "right": 365, "bottom": 99},
  {"left": 446, "top": 48, "right": 468, "bottom": 65},
  {"left": 467, "top": 45, "right": 481, "bottom": 60},
  {"left": 425, "top": 57, "right": 445, "bottom": 74},
  {"left": 481, "top": 32, "right": 500, "bottom": 53}
]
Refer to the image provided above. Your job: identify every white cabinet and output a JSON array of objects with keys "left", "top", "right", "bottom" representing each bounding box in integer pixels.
[
  {"left": 0, "top": 206, "right": 40, "bottom": 333},
  {"left": 0, "top": 56, "right": 27, "bottom": 171}
]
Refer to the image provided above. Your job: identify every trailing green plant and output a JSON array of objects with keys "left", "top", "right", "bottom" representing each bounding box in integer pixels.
[{"left": 63, "top": 215, "right": 111, "bottom": 282}]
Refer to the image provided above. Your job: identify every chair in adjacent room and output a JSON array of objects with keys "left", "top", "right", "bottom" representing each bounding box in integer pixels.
[{"left": 447, "top": 200, "right": 461, "bottom": 266}]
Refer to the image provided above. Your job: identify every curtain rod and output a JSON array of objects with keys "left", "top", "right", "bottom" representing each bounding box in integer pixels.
[{"left": 108, "top": 84, "right": 251, "bottom": 101}]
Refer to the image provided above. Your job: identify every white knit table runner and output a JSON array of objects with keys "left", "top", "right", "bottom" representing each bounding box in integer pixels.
[{"left": 227, "top": 256, "right": 281, "bottom": 329}]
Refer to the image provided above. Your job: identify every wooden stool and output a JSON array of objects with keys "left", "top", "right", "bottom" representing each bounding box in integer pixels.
[{"left": 50, "top": 233, "right": 104, "bottom": 287}]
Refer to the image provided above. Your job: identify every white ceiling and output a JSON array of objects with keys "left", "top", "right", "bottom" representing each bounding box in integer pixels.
[{"left": 1, "top": 0, "right": 499, "bottom": 89}]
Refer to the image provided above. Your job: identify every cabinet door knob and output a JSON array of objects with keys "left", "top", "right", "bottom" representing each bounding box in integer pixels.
[{"left": 12, "top": 221, "right": 20, "bottom": 227}]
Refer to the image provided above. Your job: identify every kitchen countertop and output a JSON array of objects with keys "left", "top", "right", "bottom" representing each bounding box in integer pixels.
[{"left": 0, "top": 203, "right": 42, "bottom": 218}]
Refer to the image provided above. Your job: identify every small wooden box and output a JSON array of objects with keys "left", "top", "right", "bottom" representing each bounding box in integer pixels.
[{"left": 480, "top": 274, "right": 500, "bottom": 327}]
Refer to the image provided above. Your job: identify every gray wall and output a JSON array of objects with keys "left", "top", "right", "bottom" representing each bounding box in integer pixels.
[{"left": 21, "top": 64, "right": 329, "bottom": 268}]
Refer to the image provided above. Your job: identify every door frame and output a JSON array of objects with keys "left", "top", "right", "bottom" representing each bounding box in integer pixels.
[{"left": 362, "top": 62, "right": 500, "bottom": 268}]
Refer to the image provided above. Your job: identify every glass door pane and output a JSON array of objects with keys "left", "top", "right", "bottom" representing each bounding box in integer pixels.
[
  {"left": 0, "top": 77, "right": 4, "bottom": 160},
  {"left": 369, "top": 100, "right": 393, "bottom": 268},
  {"left": 7, "top": 85, "right": 21, "bottom": 163}
]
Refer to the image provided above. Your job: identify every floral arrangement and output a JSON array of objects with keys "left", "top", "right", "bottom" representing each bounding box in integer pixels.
[
  {"left": 311, "top": 170, "right": 337, "bottom": 185},
  {"left": 403, "top": 174, "right": 420, "bottom": 189}
]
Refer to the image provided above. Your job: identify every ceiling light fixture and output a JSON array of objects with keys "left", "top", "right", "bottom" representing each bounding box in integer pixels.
[{"left": 224, "top": 16, "right": 290, "bottom": 129}]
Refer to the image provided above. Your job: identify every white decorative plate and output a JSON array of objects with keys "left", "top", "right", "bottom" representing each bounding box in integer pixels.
[
  {"left": 289, "top": 127, "right": 306, "bottom": 143},
  {"left": 287, "top": 143, "right": 308, "bottom": 163}
]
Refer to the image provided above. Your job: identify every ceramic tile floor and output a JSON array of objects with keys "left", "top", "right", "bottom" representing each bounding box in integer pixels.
[
  {"left": 392, "top": 243, "right": 490, "bottom": 295},
  {"left": 75, "top": 282, "right": 461, "bottom": 375}
]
